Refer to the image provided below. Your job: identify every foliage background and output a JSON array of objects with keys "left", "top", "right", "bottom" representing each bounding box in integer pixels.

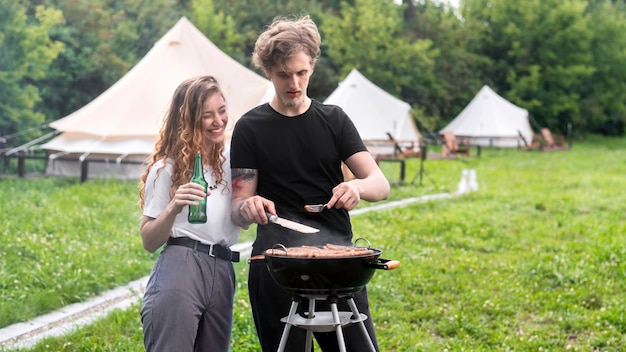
[{"left": 1, "top": 0, "right": 625, "bottom": 150}]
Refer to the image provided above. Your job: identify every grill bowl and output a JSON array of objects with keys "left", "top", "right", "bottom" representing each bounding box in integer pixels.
[{"left": 263, "top": 246, "right": 395, "bottom": 296}]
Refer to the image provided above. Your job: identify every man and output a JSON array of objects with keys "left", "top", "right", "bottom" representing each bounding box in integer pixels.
[{"left": 230, "top": 15, "right": 390, "bottom": 351}]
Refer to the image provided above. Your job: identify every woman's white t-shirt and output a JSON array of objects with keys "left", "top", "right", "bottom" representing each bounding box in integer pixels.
[{"left": 143, "top": 149, "right": 240, "bottom": 247}]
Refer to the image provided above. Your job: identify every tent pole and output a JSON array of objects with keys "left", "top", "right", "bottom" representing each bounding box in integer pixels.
[
  {"left": 411, "top": 112, "right": 440, "bottom": 145},
  {"left": 412, "top": 144, "right": 436, "bottom": 187},
  {"left": 4, "top": 130, "right": 60, "bottom": 156}
]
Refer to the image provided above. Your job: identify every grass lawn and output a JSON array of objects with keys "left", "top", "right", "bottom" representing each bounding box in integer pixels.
[{"left": 2, "top": 135, "right": 626, "bottom": 351}]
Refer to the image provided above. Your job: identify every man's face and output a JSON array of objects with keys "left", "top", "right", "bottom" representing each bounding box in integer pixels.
[{"left": 267, "top": 51, "right": 313, "bottom": 111}]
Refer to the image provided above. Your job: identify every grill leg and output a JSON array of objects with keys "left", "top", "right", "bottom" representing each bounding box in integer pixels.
[
  {"left": 347, "top": 297, "right": 376, "bottom": 352},
  {"left": 277, "top": 300, "right": 299, "bottom": 352},
  {"left": 303, "top": 299, "right": 316, "bottom": 351},
  {"left": 329, "top": 301, "right": 347, "bottom": 352}
]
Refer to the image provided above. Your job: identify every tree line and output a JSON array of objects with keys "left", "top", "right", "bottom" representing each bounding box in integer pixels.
[{"left": 1, "top": 0, "right": 624, "bottom": 149}]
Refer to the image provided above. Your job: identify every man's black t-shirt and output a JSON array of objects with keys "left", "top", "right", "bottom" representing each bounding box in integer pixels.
[{"left": 230, "top": 100, "right": 367, "bottom": 255}]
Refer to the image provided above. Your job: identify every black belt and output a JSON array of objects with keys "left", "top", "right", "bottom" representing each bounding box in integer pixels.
[{"left": 167, "top": 237, "right": 240, "bottom": 262}]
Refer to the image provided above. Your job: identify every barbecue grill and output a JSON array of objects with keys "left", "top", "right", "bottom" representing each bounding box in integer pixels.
[{"left": 259, "top": 239, "right": 400, "bottom": 352}]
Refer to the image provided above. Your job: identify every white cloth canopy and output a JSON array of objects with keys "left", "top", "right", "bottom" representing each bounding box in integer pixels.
[
  {"left": 324, "top": 69, "right": 420, "bottom": 155},
  {"left": 43, "top": 16, "right": 273, "bottom": 158},
  {"left": 441, "top": 85, "right": 533, "bottom": 147}
]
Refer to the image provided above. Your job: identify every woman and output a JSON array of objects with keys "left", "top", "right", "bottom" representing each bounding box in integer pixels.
[{"left": 138, "top": 75, "right": 240, "bottom": 351}]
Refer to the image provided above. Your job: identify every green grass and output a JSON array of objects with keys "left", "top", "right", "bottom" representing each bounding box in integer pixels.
[
  {"left": 0, "top": 178, "right": 151, "bottom": 327},
  {"left": 3, "top": 135, "right": 626, "bottom": 351}
]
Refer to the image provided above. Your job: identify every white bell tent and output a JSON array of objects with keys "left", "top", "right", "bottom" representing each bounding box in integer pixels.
[
  {"left": 324, "top": 69, "right": 421, "bottom": 157},
  {"left": 441, "top": 85, "right": 533, "bottom": 147},
  {"left": 41, "top": 17, "right": 273, "bottom": 179}
]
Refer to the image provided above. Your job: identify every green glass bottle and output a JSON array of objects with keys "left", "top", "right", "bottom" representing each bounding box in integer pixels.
[{"left": 188, "top": 152, "right": 208, "bottom": 224}]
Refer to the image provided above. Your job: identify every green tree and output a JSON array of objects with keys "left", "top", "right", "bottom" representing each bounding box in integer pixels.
[
  {"left": 578, "top": 0, "right": 626, "bottom": 135},
  {"left": 0, "top": 2, "right": 63, "bottom": 147},
  {"left": 35, "top": 0, "right": 183, "bottom": 122},
  {"left": 322, "top": 0, "right": 437, "bottom": 110},
  {"left": 190, "top": 0, "right": 244, "bottom": 59},
  {"left": 463, "top": 0, "right": 595, "bottom": 134},
  {"left": 403, "top": 0, "right": 488, "bottom": 129}
]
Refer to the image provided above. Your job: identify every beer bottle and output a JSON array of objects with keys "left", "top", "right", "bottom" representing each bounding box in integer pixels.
[{"left": 188, "top": 152, "right": 208, "bottom": 224}]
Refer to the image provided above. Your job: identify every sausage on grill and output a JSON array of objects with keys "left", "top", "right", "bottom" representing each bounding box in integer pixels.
[{"left": 265, "top": 244, "right": 375, "bottom": 258}]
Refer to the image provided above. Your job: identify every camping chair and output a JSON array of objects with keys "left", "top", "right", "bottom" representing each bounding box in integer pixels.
[
  {"left": 385, "top": 132, "right": 422, "bottom": 159},
  {"left": 519, "top": 130, "right": 543, "bottom": 150},
  {"left": 441, "top": 131, "right": 470, "bottom": 157},
  {"left": 540, "top": 128, "right": 569, "bottom": 151}
]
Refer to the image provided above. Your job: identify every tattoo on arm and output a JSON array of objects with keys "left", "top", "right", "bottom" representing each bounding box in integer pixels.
[
  {"left": 232, "top": 168, "right": 257, "bottom": 191},
  {"left": 231, "top": 168, "right": 257, "bottom": 228}
]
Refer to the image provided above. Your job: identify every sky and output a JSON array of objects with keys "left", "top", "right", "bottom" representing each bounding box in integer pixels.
[
  {"left": 395, "top": 0, "right": 460, "bottom": 9},
  {"left": 437, "top": 0, "right": 460, "bottom": 8}
]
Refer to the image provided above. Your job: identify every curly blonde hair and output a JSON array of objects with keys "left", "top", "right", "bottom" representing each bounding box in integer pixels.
[{"left": 138, "top": 75, "right": 227, "bottom": 208}]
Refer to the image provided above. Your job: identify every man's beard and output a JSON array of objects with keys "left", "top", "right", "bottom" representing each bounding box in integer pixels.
[{"left": 280, "top": 93, "right": 304, "bottom": 108}]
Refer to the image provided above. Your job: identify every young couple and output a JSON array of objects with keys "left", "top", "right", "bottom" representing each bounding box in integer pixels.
[{"left": 138, "top": 15, "right": 390, "bottom": 352}]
